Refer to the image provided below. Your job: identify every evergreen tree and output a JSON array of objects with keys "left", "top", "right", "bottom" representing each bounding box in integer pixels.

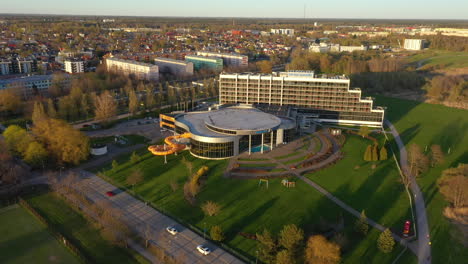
[
  {"left": 379, "top": 146, "right": 388, "bottom": 160},
  {"left": 354, "top": 210, "right": 369, "bottom": 236},
  {"left": 372, "top": 144, "right": 379, "bottom": 161},
  {"left": 364, "top": 145, "right": 372, "bottom": 161},
  {"left": 32, "top": 101, "right": 47, "bottom": 124},
  {"left": 377, "top": 229, "right": 395, "bottom": 253},
  {"left": 210, "top": 225, "right": 225, "bottom": 242},
  {"left": 112, "top": 160, "right": 119, "bottom": 171},
  {"left": 46, "top": 98, "right": 57, "bottom": 118},
  {"left": 130, "top": 151, "right": 140, "bottom": 164}
]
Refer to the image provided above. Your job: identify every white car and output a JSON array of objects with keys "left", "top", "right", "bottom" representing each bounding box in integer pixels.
[
  {"left": 166, "top": 226, "right": 178, "bottom": 235},
  {"left": 196, "top": 245, "right": 211, "bottom": 255}
]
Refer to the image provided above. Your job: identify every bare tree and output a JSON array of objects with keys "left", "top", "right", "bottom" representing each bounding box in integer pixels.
[
  {"left": 408, "top": 144, "right": 429, "bottom": 176},
  {"left": 430, "top": 145, "right": 445, "bottom": 167},
  {"left": 126, "top": 168, "right": 144, "bottom": 195},
  {"left": 201, "top": 201, "right": 221, "bottom": 216},
  {"left": 94, "top": 90, "right": 117, "bottom": 123},
  {"left": 143, "top": 223, "right": 154, "bottom": 248},
  {"left": 437, "top": 164, "right": 468, "bottom": 208}
]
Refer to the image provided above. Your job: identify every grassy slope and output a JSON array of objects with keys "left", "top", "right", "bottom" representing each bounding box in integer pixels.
[
  {"left": 375, "top": 95, "right": 468, "bottom": 264},
  {"left": 0, "top": 206, "right": 79, "bottom": 264},
  {"left": 103, "top": 148, "right": 416, "bottom": 263},
  {"left": 407, "top": 50, "right": 468, "bottom": 69},
  {"left": 25, "top": 192, "right": 148, "bottom": 264}
]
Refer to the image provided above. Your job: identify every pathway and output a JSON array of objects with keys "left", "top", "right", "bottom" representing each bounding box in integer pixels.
[{"left": 385, "top": 120, "right": 431, "bottom": 264}]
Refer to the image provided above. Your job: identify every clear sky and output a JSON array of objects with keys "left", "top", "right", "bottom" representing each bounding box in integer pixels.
[{"left": 1, "top": 0, "right": 467, "bottom": 20}]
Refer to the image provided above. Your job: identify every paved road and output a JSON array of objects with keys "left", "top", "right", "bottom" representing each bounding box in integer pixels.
[
  {"left": 385, "top": 120, "right": 431, "bottom": 264},
  {"left": 270, "top": 131, "right": 416, "bottom": 253},
  {"left": 77, "top": 171, "right": 244, "bottom": 264}
]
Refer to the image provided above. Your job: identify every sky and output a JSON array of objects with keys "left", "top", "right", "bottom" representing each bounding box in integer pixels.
[{"left": 1, "top": 0, "right": 467, "bottom": 20}]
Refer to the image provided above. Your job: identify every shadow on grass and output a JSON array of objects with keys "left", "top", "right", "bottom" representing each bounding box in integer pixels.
[{"left": 430, "top": 118, "right": 468, "bottom": 153}]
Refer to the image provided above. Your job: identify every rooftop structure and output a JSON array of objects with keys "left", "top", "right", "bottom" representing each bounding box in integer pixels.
[
  {"left": 159, "top": 106, "right": 296, "bottom": 159},
  {"left": 219, "top": 71, "right": 384, "bottom": 127},
  {"left": 106, "top": 57, "right": 159, "bottom": 81}
]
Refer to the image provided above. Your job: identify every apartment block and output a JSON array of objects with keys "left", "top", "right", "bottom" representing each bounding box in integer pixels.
[
  {"left": 219, "top": 71, "right": 384, "bottom": 127},
  {"left": 154, "top": 57, "right": 194, "bottom": 77},
  {"left": 64, "top": 59, "right": 85, "bottom": 74},
  {"left": 106, "top": 57, "right": 159, "bottom": 81},
  {"left": 185, "top": 55, "right": 223, "bottom": 71},
  {"left": 404, "top": 39, "right": 426, "bottom": 50},
  {"left": 0, "top": 74, "right": 70, "bottom": 99},
  {"left": 196, "top": 51, "right": 248, "bottom": 68}
]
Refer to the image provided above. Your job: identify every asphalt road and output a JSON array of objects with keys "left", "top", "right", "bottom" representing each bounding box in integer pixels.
[
  {"left": 386, "top": 120, "right": 432, "bottom": 264},
  {"left": 78, "top": 171, "right": 244, "bottom": 264}
]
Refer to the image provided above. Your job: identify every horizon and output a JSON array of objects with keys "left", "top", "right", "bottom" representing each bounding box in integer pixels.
[{"left": 1, "top": 0, "right": 467, "bottom": 20}]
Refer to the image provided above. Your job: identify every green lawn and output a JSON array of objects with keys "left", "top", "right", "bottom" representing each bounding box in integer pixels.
[
  {"left": 101, "top": 147, "right": 416, "bottom": 263},
  {"left": 0, "top": 205, "right": 79, "bottom": 264},
  {"left": 375, "top": 95, "right": 468, "bottom": 264},
  {"left": 406, "top": 50, "right": 468, "bottom": 70},
  {"left": 24, "top": 191, "right": 149, "bottom": 264}
]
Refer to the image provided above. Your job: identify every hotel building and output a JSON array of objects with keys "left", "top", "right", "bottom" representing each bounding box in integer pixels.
[{"left": 219, "top": 71, "right": 385, "bottom": 127}]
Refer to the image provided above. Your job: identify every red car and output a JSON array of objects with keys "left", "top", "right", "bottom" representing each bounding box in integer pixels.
[
  {"left": 403, "top": 220, "right": 411, "bottom": 237},
  {"left": 105, "top": 191, "right": 116, "bottom": 197}
]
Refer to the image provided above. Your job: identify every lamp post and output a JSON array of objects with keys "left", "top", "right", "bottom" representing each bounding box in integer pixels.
[
  {"left": 203, "top": 222, "right": 206, "bottom": 240},
  {"left": 255, "top": 250, "right": 258, "bottom": 264}
]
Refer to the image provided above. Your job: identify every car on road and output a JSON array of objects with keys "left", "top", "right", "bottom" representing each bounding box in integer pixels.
[
  {"left": 105, "top": 191, "right": 116, "bottom": 197},
  {"left": 196, "top": 245, "right": 211, "bottom": 255},
  {"left": 166, "top": 226, "right": 178, "bottom": 235},
  {"left": 403, "top": 220, "right": 411, "bottom": 237}
]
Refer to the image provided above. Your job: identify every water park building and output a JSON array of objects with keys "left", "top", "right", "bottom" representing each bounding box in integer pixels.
[
  {"left": 219, "top": 71, "right": 385, "bottom": 127},
  {"left": 149, "top": 106, "right": 295, "bottom": 159}
]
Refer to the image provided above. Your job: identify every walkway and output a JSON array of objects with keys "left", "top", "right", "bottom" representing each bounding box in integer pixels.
[{"left": 385, "top": 120, "right": 432, "bottom": 264}]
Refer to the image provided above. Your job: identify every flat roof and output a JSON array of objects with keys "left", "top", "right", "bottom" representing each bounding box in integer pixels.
[{"left": 176, "top": 106, "right": 292, "bottom": 138}]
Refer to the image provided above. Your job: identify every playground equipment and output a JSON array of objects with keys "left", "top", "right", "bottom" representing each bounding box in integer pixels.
[
  {"left": 281, "top": 179, "right": 296, "bottom": 188},
  {"left": 258, "top": 178, "right": 269, "bottom": 188},
  {"left": 148, "top": 133, "right": 191, "bottom": 156}
]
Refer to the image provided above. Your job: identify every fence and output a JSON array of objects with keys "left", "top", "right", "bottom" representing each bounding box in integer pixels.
[{"left": 18, "top": 197, "right": 91, "bottom": 264}]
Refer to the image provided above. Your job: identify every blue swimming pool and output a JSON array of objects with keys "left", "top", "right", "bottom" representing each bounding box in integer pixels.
[{"left": 251, "top": 145, "right": 271, "bottom": 153}]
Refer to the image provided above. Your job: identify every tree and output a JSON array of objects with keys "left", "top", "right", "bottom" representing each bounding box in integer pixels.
[
  {"left": 3, "top": 125, "right": 32, "bottom": 155},
  {"left": 305, "top": 235, "right": 341, "bottom": 264},
  {"left": 94, "top": 90, "right": 117, "bottom": 123},
  {"left": 24, "top": 141, "right": 48, "bottom": 168},
  {"left": 358, "top": 126, "right": 370, "bottom": 138},
  {"left": 437, "top": 164, "right": 468, "bottom": 208},
  {"left": 364, "top": 145, "right": 372, "bottom": 161},
  {"left": 32, "top": 118, "right": 89, "bottom": 165},
  {"left": 32, "top": 101, "right": 48, "bottom": 124},
  {"left": 210, "top": 225, "right": 225, "bottom": 241},
  {"left": 257, "top": 229, "right": 277, "bottom": 264},
  {"left": 377, "top": 229, "right": 395, "bottom": 253},
  {"left": 143, "top": 223, "right": 154, "bottom": 248},
  {"left": 354, "top": 210, "right": 369, "bottom": 236},
  {"left": 0, "top": 89, "right": 22, "bottom": 115},
  {"left": 126, "top": 168, "right": 144, "bottom": 194},
  {"left": 257, "top": 60, "right": 273, "bottom": 73},
  {"left": 408, "top": 144, "right": 429, "bottom": 176},
  {"left": 130, "top": 151, "right": 140, "bottom": 164},
  {"left": 112, "top": 160, "right": 119, "bottom": 171},
  {"left": 181, "top": 156, "right": 193, "bottom": 176},
  {"left": 46, "top": 98, "right": 58, "bottom": 118},
  {"left": 279, "top": 224, "right": 304, "bottom": 256},
  {"left": 430, "top": 145, "right": 444, "bottom": 167},
  {"left": 372, "top": 144, "right": 379, "bottom": 161},
  {"left": 276, "top": 250, "right": 294, "bottom": 264},
  {"left": 201, "top": 201, "right": 221, "bottom": 216},
  {"left": 128, "top": 89, "right": 139, "bottom": 115},
  {"left": 379, "top": 145, "right": 388, "bottom": 161}
]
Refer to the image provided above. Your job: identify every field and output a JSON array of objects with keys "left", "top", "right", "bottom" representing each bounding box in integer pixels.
[
  {"left": 100, "top": 144, "right": 416, "bottom": 263},
  {"left": 0, "top": 205, "right": 79, "bottom": 264},
  {"left": 406, "top": 50, "right": 468, "bottom": 70},
  {"left": 24, "top": 190, "right": 149, "bottom": 264},
  {"left": 375, "top": 95, "right": 468, "bottom": 264}
]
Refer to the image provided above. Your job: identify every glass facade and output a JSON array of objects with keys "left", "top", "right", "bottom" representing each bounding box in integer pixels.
[
  {"left": 205, "top": 124, "right": 237, "bottom": 135},
  {"left": 283, "top": 128, "right": 295, "bottom": 143},
  {"left": 190, "top": 139, "right": 234, "bottom": 159}
]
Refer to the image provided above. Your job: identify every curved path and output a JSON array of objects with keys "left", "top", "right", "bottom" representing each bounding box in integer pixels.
[{"left": 385, "top": 120, "right": 431, "bottom": 264}]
